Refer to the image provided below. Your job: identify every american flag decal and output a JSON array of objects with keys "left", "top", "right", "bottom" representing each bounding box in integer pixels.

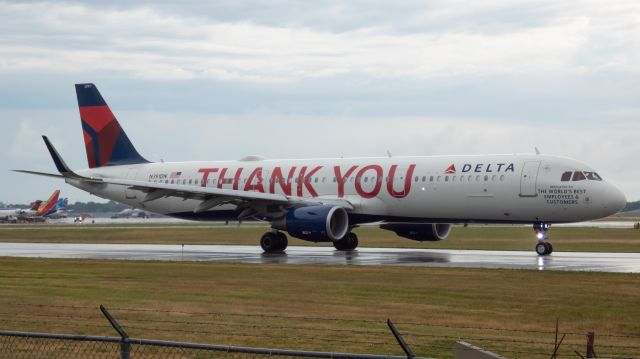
[{"left": 169, "top": 171, "right": 182, "bottom": 179}]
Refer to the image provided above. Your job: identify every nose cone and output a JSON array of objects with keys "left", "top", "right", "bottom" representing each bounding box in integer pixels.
[{"left": 605, "top": 184, "right": 627, "bottom": 215}]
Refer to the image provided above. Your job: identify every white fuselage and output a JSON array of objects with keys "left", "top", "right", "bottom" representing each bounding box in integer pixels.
[
  {"left": 66, "top": 154, "right": 626, "bottom": 224},
  {"left": 0, "top": 209, "right": 22, "bottom": 220}
]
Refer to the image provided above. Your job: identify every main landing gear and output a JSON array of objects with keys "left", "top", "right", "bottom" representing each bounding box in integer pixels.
[
  {"left": 333, "top": 232, "right": 359, "bottom": 251},
  {"left": 260, "top": 231, "right": 288, "bottom": 252},
  {"left": 534, "top": 222, "right": 553, "bottom": 256},
  {"left": 260, "top": 231, "right": 360, "bottom": 252}
]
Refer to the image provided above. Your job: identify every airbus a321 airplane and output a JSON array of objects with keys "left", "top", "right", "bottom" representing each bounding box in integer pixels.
[{"left": 17, "top": 84, "right": 627, "bottom": 255}]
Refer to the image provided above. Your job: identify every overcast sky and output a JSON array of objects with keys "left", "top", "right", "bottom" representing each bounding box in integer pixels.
[{"left": 0, "top": 0, "right": 639, "bottom": 204}]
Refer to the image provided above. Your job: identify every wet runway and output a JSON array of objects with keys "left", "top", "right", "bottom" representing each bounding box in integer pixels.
[{"left": 1, "top": 242, "right": 639, "bottom": 273}]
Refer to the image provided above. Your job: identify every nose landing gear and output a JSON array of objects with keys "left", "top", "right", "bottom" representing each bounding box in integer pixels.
[{"left": 534, "top": 222, "right": 553, "bottom": 255}]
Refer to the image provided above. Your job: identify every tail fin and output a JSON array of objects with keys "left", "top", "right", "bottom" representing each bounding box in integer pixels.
[
  {"left": 56, "top": 198, "right": 69, "bottom": 211},
  {"left": 75, "top": 83, "right": 149, "bottom": 168},
  {"left": 30, "top": 200, "right": 43, "bottom": 211},
  {"left": 36, "top": 190, "right": 60, "bottom": 216}
]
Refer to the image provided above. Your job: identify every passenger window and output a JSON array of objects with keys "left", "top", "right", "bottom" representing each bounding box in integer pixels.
[
  {"left": 445, "top": 176, "right": 449, "bottom": 182},
  {"left": 437, "top": 176, "right": 441, "bottom": 182},
  {"left": 561, "top": 171, "right": 572, "bottom": 182},
  {"left": 422, "top": 176, "right": 426, "bottom": 182},
  {"left": 491, "top": 175, "right": 496, "bottom": 181},
  {"left": 500, "top": 175, "right": 504, "bottom": 181},
  {"left": 452, "top": 175, "right": 457, "bottom": 182},
  {"left": 429, "top": 176, "right": 434, "bottom": 182},
  {"left": 572, "top": 171, "right": 586, "bottom": 181},
  {"left": 484, "top": 175, "right": 488, "bottom": 181}
]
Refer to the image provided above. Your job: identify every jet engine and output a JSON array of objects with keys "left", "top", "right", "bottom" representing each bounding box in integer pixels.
[
  {"left": 272, "top": 205, "right": 349, "bottom": 242},
  {"left": 380, "top": 223, "right": 452, "bottom": 241}
]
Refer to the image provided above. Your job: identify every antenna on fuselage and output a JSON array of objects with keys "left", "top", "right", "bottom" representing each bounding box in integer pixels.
[
  {"left": 387, "top": 150, "right": 393, "bottom": 158},
  {"left": 534, "top": 147, "right": 541, "bottom": 155}
]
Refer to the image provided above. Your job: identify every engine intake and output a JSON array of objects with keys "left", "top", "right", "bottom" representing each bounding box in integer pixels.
[
  {"left": 380, "top": 223, "right": 452, "bottom": 242},
  {"left": 273, "top": 205, "right": 349, "bottom": 242}
]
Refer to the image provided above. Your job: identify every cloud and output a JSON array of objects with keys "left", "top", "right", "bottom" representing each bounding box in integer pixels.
[
  {"left": 0, "top": 1, "right": 638, "bottom": 82},
  {"left": 8, "top": 120, "right": 48, "bottom": 160}
]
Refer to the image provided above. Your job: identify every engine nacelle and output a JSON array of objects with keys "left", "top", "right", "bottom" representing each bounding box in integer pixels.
[
  {"left": 273, "top": 205, "right": 349, "bottom": 242},
  {"left": 380, "top": 223, "right": 452, "bottom": 242}
]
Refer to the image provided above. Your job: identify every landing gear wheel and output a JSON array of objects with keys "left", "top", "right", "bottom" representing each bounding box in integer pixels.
[
  {"left": 535, "top": 242, "right": 547, "bottom": 255},
  {"left": 535, "top": 242, "right": 553, "bottom": 256},
  {"left": 333, "top": 232, "right": 359, "bottom": 251},
  {"left": 276, "top": 232, "right": 288, "bottom": 251},
  {"left": 261, "top": 232, "right": 286, "bottom": 252},
  {"left": 533, "top": 222, "right": 553, "bottom": 256}
]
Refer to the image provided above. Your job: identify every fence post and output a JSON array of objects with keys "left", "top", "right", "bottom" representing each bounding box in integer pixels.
[
  {"left": 387, "top": 319, "right": 414, "bottom": 359},
  {"left": 100, "top": 305, "right": 130, "bottom": 359},
  {"left": 586, "top": 332, "right": 595, "bottom": 358}
]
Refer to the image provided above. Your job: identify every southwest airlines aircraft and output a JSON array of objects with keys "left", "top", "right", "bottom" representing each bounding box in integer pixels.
[
  {"left": 0, "top": 190, "right": 60, "bottom": 222},
  {"left": 17, "top": 84, "right": 627, "bottom": 255}
]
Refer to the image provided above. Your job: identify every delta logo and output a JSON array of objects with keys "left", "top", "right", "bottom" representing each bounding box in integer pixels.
[{"left": 444, "top": 163, "right": 515, "bottom": 174}]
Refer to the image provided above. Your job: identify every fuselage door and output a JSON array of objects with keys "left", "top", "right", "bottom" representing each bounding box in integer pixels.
[{"left": 519, "top": 161, "right": 540, "bottom": 197}]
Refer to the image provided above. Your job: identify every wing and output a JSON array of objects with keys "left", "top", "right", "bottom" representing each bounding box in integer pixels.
[
  {"left": 16, "top": 136, "right": 353, "bottom": 219},
  {"left": 99, "top": 177, "right": 353, "bottom": 216}
]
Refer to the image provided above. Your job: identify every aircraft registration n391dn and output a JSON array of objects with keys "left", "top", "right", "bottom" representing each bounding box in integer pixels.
[{"left": 17, "top": 84, "right": 627, "bottom": 255}]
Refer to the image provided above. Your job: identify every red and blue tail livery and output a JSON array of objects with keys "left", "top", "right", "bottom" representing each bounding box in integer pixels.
[{"left": 75, "top": 83, "right": 148, "bottom": 168}]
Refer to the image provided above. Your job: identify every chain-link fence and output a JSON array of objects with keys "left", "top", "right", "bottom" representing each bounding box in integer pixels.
[
  {"left": 1, "top": 304, "right": 639, "bottom": 358},
  {"left": 0, "top": 305, "right": 424, "bottom": 359},
  {"left": 0, "top": 330, "right": 421, "bottom": 359}
]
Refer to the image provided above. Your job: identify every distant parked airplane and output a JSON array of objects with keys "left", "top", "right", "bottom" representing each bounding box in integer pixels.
[
  {"left": 17, "top": 84, "right": 626, "bottom": 255},
  {"left": 0, "top": 190, "right": 60, "bottom": 222}
]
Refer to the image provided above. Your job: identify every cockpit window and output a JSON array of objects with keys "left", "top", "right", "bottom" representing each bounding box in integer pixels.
[
  {"left": 572, "top": 171, "right": 586, "bottom": 181},
  {"left": 561, "top": 171, "right": 603, "bottom": 182},
  {"left": 584, "top": 172, "right": 603, "bottom": 181}
]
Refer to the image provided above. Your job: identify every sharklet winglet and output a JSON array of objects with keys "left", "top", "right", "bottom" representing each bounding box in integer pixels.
[{"left": 41, "top": 136, "right": 82, "bottom": 179}]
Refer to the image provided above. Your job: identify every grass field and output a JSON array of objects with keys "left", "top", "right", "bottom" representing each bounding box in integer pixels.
[
  {"left": 0, "top": 258, "right": 638, "bottom": 358},
  {"left": 1, "top": 224, "right": 640, "bottom": 252}
]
